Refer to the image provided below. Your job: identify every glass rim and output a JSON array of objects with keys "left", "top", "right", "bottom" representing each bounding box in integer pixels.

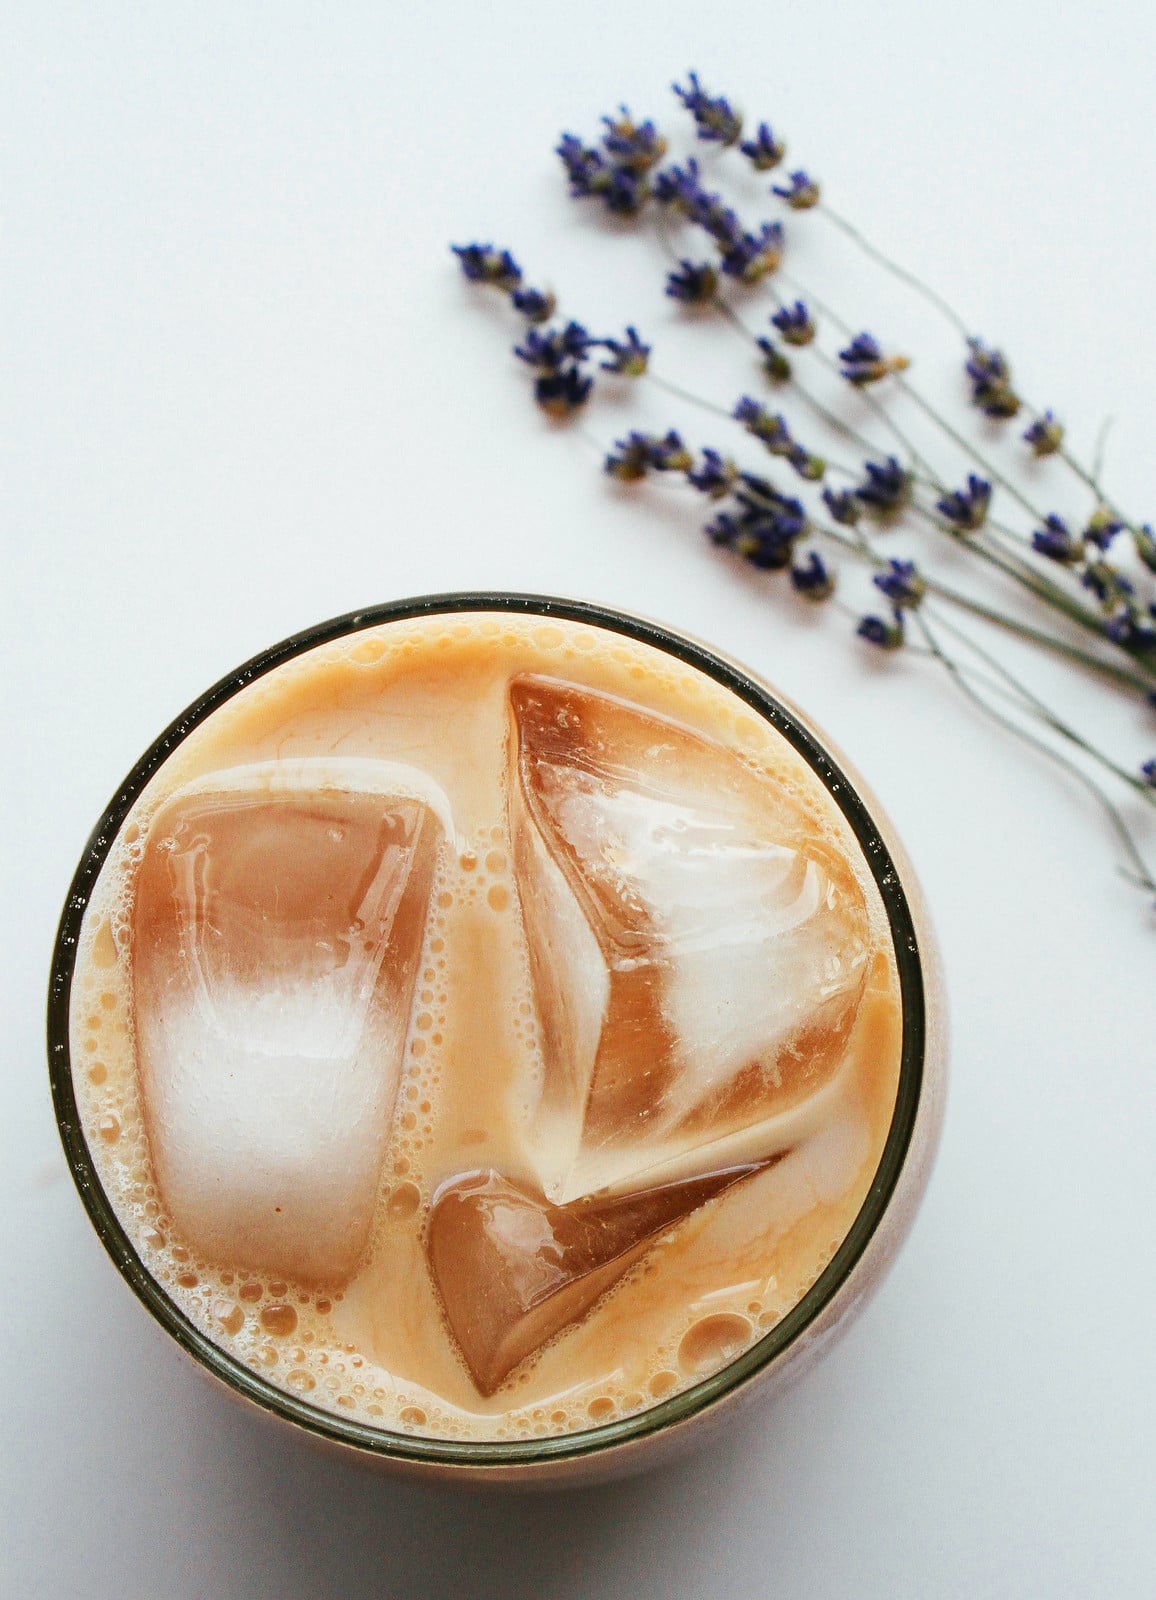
[{"left": 47, "top": 590, "right": 926, "bottom": 1469}]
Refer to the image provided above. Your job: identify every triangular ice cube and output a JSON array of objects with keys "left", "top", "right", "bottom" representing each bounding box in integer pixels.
[
  {"left": 132, "top": 759, "right": 449, "bottom": 1283},
  {"left": 510, "top": 677, "right": 871, "bottom": 1200},
  {"left": 427, "top": 1164, "right": 762, "bottom": 1396}
]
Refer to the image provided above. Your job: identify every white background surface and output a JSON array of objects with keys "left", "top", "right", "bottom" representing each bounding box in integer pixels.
[{"left": 4, "top": 3, "right": 1156, "bottom": 1596}]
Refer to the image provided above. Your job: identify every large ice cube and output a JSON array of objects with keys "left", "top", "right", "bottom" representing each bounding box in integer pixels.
[
  {"left": 132, "top": 759, "right": 449, "bottom": 1283},
  {"left": 427, "top": 1163, "right": 762, "bottom": 1395},
  {"left": 510, "top": 677, "right": 871, "bottom": 1200}
]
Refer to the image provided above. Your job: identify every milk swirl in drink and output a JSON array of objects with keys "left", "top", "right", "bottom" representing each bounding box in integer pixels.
[{"left": 69, "top": 612, "right": 902, "bottom": 1440}]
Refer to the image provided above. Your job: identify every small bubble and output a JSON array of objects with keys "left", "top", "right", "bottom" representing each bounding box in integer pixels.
[
  {"left": 176, "top": 1271, "right": 199, "bottom": 1289},
  {"left": 97, "top": 1113, "right": 121, "bottom": 1143},
  {"left": 486, "top": 884, "right": 510, "bottom": 913},
  {"left": 436, "top": 891, "right": 454, "bottom": 910},
  {"left": 285, "top": 1369, "right": 315, "bottom": 1393},
  {"left": 87, "top": 1062, "right": 108, "bottom": 1084},
  {"left": 170, "top": 1245, "right": 189, "bottom": 1263},
  {"left": 587, "top": 1397, "right": 616, "bottom": 1422},
  {"left": 257, "top": 1346, "right": 278, "bottom": 1367},
  {"left": 315, "top": 1298, "right": 332, "bottom": 1316},
  {"left": 239, "top": 1281, "right": 263, "bottom": 1303},
  {"left": 678, "top": 1314, "right": 752, "bottom": 1378},
  {"left": 268, "top": 1281, "right": 288, "bottom": 1297},
  {"left": 648, "top": 1370, "right": 680, "bottom": 1399},
  {"left": 459, "top": 851, "right": 478, "bottom": 872},
  {"left": 387, "top": 1182, "right": 421, "bottom": 1221},
  {"left": 399, "top": 1406, "right": 427, "bottom": 1426},
  {"left": 260, "top": 1303, "right": 298, "bottom": 1337}
]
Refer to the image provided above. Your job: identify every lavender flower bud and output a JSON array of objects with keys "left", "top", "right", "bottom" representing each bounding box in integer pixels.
[
  {"left": 858, "top": 612, "right": 905, "bottom": 650},
  {"left": 770, "top": 301, "right": 816, "bottom": 347},
  {"left": 773, "top": 170, "right": 821, "bottom": 210},
  {"left": 965, "top": 338, "right": 1020, "bottom": 418},
  {"left": 740, "top": 122, "right": 786, "bottom": 170},
  {"left": 936, "top": 474, "right": 992, "bottom": 533},
  {"left": 873, "top": 558, "right": 926, "bottom": 610},
  {"left": 673, "top": 72, "right": 743, "bottom": 147},
  {"left": 1023, "top": 410, "right": 1064, "bottom": 456},
  {"left": 838, "top": 333, "right": 910, "bottom": 386},
  {"left": 791, "top": 550, "right": 835, "bottom": 600}
]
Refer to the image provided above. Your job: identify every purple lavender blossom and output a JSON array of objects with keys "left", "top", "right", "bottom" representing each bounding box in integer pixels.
[
  {"left": 839, "top": 333, "right": 910, "bottom": 386},
  {"left": 791, "top": 550, "right": 835, "bottom": 600},
  {"left": 605, "top": 429, "right": 692, "bottom": 480},
  {"left": 600, "top": 109, "right": 667, "bottom": 171},
  {"left": 1084, "top": 508, "right": 1125, "bottom": 551},
  {"left": 599, "top": 327, "right": 650, "bottom": 375},
  {"left": 534, "top": 365, "right": 592, "bottom": 417},
  {"left": 874, "top": 558, "right": 926, "bottom": 609},
  {"left": 855, "top": 456, "right": 913, "bottom": 514},
  {"left": 511, "top": 286, "right": 556, "bottom": 323},
  {"left": 654, "top": 159, "right": 742, "bottom": 247},
  {"left": 936, "top": 474, "right": 992, "bottom": 532},
  {"left": 822, "top": 486, "right": 862, "bottom": 526},
  {"left": 733, "top": 399, "right": 823, "bottom": 478},
  {"left": 452, "top": 243, "right": 522, "bottom": 291},
  {"left": 771, "top": 300, "right": 816, "bottom": 346},
  {"left": 757, "top": 336, "right": 792, "bottom": 382},
  {"left": 858, "top": 612, "right": 905, "bottom": 650},
  {"left": 1024, "top": 410, "right": 1064, "bottom": 456},
  {"left": 966, "top": 338, "right": 1020, "bottom": 418},
  {"left": 773, "top": 170, "right": 821, "bottom": 209},
  {"left": 1031, "top": 514, "right": 1083, "bottom": 565},
  {"left": 687, "top": 448, "right": 740, "bottom": 498},
  {"left": 514, "top": 322, "right": 594, "bottom": 368},
  {"left": 665, "top": 259, "right": 719, "bottom": 304},
  {"left": 740, "top": 122, "right": 785, "bottom": 170},
  {"left": 719, "top": 220, "right": 785, "bottom": 283},
  {"left": 673, "top": 72, "right": 743, "bottom": 146}
]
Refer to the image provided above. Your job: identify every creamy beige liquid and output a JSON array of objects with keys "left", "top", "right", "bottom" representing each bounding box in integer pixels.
[{"left": 70, "top": 612, "right": 902, "bottom": 1441}]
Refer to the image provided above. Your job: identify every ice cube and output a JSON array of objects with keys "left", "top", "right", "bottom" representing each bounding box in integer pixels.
[
  {"left": 509, "top": 677, "right": 871, "bottom": 1200},
  {"left": 132, "top": 759, "right": 449, "bottom": 1284},
  {"left": 426, "top": 1163, "right": 762, "bottom": 1395}
]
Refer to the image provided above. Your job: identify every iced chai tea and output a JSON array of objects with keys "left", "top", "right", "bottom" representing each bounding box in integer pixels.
[{"left": 67, "top": 609, "right": 904, "bottom": 1443}]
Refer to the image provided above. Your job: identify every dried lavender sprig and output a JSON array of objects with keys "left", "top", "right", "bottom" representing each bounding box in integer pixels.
[
  {"left": 762, "top": 272, "right": 1156, "bottom": 674},
  {"left": 913, "top": 610, "right": 1156, "bottom": 896},
  {"left": 807, "top": 193, "right": 1145, "bottom": 536},
  {"left": 462, "top": 151, "right": 1156, "bottom": 688},
  {"left": 615, "top": 433, "right": 1156, "bottom": 694},
  {"left": 927, "top": 606, "right": 1156, "bottom": 805},
  {"left": 672, "top": 71, "right": 1148, "bottom": 562}
]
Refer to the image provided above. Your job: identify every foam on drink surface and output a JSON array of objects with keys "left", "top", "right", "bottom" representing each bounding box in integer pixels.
[{"left": 70, "top": 614, "right": 902, "bottom": 1441}]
